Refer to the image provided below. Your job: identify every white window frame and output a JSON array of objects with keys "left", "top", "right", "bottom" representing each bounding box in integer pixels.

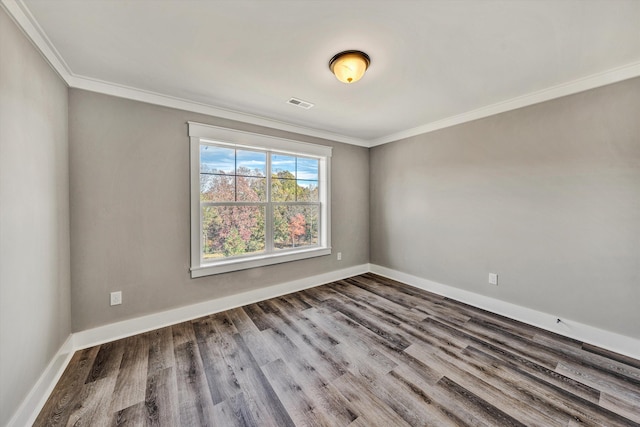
[{"left": 189, "top": 121, "right": 332, "bottom": 277}]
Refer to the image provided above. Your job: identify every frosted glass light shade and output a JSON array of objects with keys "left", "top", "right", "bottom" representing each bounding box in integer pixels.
[{"left": 329, "top": 50, "right": 370, "bottom": 84}]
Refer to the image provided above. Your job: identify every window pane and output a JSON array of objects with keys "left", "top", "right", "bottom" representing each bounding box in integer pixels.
[
  {"left": 296, "top": 180, "right": 319, "bottom": 202},
  {"left": 237, "top": 150, "right": 266, "bottom": 177},
  {"left": 272, "top": 154, "right": 296, "bottom": 176},
  {"left": 237, "top": 176, "right": 266, "bottom": 202},
  {"left": 273, "top": 205, "right": 319, "bottom": 250},
  {"left": 202, "top": 205, "right": 265, "bottom": 259},
  {"left": 296, "top": 157, "right": 319, "bottom": 181},
  {"left": 201, "top": 174, "right": 234, "bottom": 202},
  {"left": 201, "top": 145, "right": 234, "bottom": 174}
]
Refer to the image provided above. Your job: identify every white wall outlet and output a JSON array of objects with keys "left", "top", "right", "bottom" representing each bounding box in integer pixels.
[
  {"left": 337, "top": 252, "right": 342, "bottom": 261},
  {"left": 489, "top": 273, "right": 498, "bottom": 285},
  {"left": 110, "top": 291, "right": 122, "bottom": 306}
]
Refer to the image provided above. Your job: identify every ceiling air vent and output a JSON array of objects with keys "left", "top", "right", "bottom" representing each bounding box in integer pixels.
[{"left": 287, "top": 97, "right": 314, "bottom": 110}]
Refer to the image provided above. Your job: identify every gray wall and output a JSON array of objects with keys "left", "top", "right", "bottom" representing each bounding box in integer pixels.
[
  {"left": 0, "top": 8, "right": 71, "bottom": 426},
  {"left": 370, "top": 77, "right": 640, "bottom": 339},
  {"left": 69, "top": 90, "right": 369, "bottom": 331}
]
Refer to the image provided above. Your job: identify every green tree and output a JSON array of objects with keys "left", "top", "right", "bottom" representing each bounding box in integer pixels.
[
  {"left": 271, "top": 171, "right": 297, "bottom": 201},
  {"left": 223, "top": 227, "right": 246, "bottom": 256}
]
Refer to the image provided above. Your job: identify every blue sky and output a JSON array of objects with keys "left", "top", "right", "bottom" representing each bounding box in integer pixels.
[{"left": 201, "top": 146, "right": 318, "bottom": 181}]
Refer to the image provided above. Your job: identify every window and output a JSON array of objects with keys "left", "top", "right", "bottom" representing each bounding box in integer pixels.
[{"left": 189, "top": 122, "right": 331, "bottom": 277}]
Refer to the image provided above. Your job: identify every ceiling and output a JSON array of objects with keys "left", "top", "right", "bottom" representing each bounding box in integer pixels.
[{"left": 7, "top": 0, "right": 640, "bottom": 146}]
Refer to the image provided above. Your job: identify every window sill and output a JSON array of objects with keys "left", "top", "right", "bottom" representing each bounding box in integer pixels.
[{"left": 191, "top": 247, "right": 332, "bottom": 278}]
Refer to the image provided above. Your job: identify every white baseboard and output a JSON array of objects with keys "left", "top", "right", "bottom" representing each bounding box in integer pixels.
[
  {"left": 369, "top": 264, "right": 640, "bottom": 360},
  {"left": 73, "top": 263, "right": 369, "bottom": 350},
  {"left": 12, "top": 262, "right": 640, "bottom": 426},
  {"left": 11, "top": 264, "right": 368, "bottom": 426},
  {"left": 7, "top": 335, "right": 75, "bottom": 427}
]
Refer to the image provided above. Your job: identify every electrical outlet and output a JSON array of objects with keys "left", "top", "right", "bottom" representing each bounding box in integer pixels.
[
  {"left": 110, "top": 291, "right": 122, "bottom": 306},
  {"left": 337, "top": 252, "right": 342, "bottom": 261},
  {"left": 488, "top": 273, "right": 498, "bottom": 285}
]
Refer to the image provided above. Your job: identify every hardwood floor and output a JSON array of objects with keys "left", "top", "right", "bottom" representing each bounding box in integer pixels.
[{"left": 35, "top": 274, "right": 640, "bottom": 426}]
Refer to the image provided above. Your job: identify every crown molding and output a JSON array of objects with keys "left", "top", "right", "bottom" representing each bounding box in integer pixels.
[
  {"left": 1, "top": 0, "right": 73, "bottom": 81},
  {"left": 369, "top": 60, "right": 640, "bottom": 147},
  {"left": 1, "top": 0, "right": 369, "bottom": 148},
  {"left": 67, "top": 74, "right": 371, "bottom": 147},
  {"left": 4, "top": 0, "right": 640, "bottom": 149}
]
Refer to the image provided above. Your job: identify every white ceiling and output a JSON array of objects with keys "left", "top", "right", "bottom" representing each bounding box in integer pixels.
[{"left": 7, "top": 0, "right": 640, "bottom": 146}]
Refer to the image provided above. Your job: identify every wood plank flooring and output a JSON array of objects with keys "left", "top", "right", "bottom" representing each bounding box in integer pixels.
[{"left": 35, "top": 274, "right": 640, "bottom": 426}]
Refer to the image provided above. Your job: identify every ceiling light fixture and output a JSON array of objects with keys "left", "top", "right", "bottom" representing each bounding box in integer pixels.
[{"left": 329, "top": 50, "right": 370, "bottom": 84}]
